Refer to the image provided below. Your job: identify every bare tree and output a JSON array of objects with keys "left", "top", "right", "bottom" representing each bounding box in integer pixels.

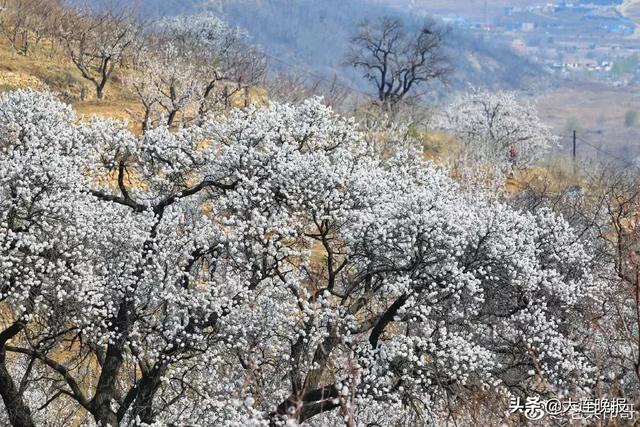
[
  {"left": 345, "top": 16, "right": 449, "bottom": 112},
  {"left": 0, "top": 0, "right": 40, "bottom": 55},
  {"left": 593, "top": 169, "right": 640, "bottom": 392},
  {"left": 59, "top": 5, "right": 138, "bottom": 100}
]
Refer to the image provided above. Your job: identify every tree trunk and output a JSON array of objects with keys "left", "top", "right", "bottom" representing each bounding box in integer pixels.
[
  {"left": 142, "top": 107, "right": 151, "bottom": 133},
  {"left": 130, "top": 369, "right": 165, "bottom": 424},
  {"left": 91, "top": 404, "right": 118, "bottom": 427},
  {"left": 0, "top": 348, "right": 35, "bottom": 427},
  {"left": 167, "top": 110, "right": 178, "bottom": 127},
  {"left": 90, "top": 299, "right": 131, "bottom": 426}
]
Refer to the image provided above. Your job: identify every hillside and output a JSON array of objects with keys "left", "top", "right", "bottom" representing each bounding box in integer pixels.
[
  {"left": 100, "top": 0, "right": 549, "bottom": 97},
  {"left": 212, "top": 0, "right": 548, "bottom": 93},
  {"left": 0, "top": 38, "right": 142, "bottom": 124}
]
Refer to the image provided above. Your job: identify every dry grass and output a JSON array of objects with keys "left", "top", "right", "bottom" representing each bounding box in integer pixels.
[
  {"left": 0, "top": 36, "right": 141, "bottom": 124},
  {"left": 0, "top": 31, "right": 270, "bottom": 141},
  {"left": 506, "top": 160, "right": 581, "bottom": 194}
]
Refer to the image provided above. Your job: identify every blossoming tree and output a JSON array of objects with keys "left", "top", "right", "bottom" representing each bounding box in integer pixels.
[
  {"left": 0, "top": 91, "right": 598, "bottom": 426},
  {"left": 435, "top": 89, "right": 557, "bottom": 175},
  {"left": 126, "top": 14, "right": 266, "bottom": 130}
]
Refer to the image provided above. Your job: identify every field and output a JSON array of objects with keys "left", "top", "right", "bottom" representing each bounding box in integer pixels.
[{"left": 536, "top": 82, "right": 640, "bottom": 163}]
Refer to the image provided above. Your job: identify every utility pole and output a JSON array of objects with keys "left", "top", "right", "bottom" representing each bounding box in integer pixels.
[{"left": 572, "top": 130, "right": 578, "bottom": 176}]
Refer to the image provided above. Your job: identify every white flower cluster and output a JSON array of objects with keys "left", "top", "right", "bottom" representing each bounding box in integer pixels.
[
  {"left": 0, "top": 91, "right": 598, "bottom": 426},
  {"left": 125, "top": 13, "right": 262, "bottom": 128},
  {"left": 434, "top": 88, "right": 558, "bottom": 176}
]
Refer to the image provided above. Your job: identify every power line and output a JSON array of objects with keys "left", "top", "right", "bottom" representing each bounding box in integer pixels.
[
  {"left": 578, "top": 137, "right": 636, "bottom": 168},
  {"left": 563, "top": 132, "right": 639, "bottom": 169}
]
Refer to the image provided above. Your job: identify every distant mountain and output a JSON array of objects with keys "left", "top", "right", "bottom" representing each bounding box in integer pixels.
[{"left": 100, "top": 0, "right": 550, "bottom": 98}]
